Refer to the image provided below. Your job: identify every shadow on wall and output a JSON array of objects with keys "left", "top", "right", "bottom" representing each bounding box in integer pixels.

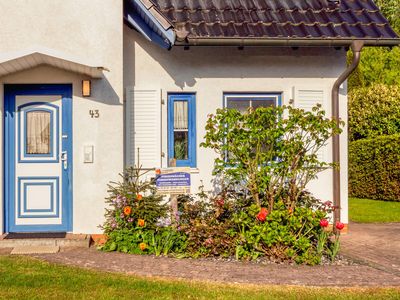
[
  {"left": 0, "top": 64, "right": 121, "bottom": 107},
  {"left": 126, "top": 28, "right": 346, "bottom": 89}
]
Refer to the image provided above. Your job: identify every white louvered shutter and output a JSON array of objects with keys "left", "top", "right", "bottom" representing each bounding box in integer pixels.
[
  {"left": 126, "top": 88, "right": 161, "bottom": 169},
  {"left": 293, "top": 87, "right": 327, "bottom": 161}
]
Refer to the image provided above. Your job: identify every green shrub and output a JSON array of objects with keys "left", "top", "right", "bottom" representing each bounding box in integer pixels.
[
  {"left": 349, "top": 84, "right": 400, "bottom": 141},
  {"left": 201, "top": 105, "right": 342, "bottom": 210},
  {"left": 349, "top": 134, "right": 400, "bottom": 202},
  {"left": 178, "top": 189, "right": 337, "bottom": 265}
]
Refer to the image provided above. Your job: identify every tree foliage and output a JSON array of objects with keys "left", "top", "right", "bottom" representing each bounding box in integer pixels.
[{"left": 349, "top": 0, "right": 400, "bottom": 89}]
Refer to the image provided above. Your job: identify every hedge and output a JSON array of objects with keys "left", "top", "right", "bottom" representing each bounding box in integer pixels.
[
  {"left": 348, "top": 84, "right": 400, "bottom": 141},
  {"left": 349, "top": 134, "right": 400, "bottom": 202}
]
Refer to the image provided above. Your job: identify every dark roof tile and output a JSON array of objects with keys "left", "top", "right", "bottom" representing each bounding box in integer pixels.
[{"left": 149, "top": 0, "right": 399, "bottom": 42}]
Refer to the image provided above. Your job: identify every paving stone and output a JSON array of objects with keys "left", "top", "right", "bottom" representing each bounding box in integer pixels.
[
  {"left": 341, "top": 222, "right": 400, "bottom": 276},
  {"left": 33, "top": 247, "right": 400, "bottom": 287},
  {"left": 27, "top": 223, "right": 400, "bottom": 286}
]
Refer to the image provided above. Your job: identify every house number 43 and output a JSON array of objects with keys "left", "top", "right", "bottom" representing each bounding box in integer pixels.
[{"left": 89, "top": 110, "right": 100, "bottom": 118}]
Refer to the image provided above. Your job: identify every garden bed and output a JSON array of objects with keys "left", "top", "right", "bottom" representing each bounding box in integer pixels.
[{"left": 101, "top": 106, "right": 346, "bottom": 266}]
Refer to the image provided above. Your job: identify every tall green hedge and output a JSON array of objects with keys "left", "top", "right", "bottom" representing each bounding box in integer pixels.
[
  {"left": 349, "top": 134, "right": 400, "bottom": 202},
  {"left": 349, "top": 84, "right": 400, "bottom": 141}
]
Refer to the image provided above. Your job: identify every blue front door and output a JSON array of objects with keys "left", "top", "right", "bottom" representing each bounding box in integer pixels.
[{"left": 4, "top": 84, "right": 73, "bottom": 232}]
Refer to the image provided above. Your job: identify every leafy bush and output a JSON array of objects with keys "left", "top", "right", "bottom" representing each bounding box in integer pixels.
[
  {"left": 100, "top": 167, "right": 187, "bottom": 255},
  {"left": 234, "top": 201, "right": 331, "bottom": 265},
  {"left": 178, "top": 188, "right": 243, "bottom": 258},
  {"left": 349, "top": 84, "right": 400, "bottom": 141},
  {"left": 178, "top": 189, "right": 338, "bottom": 265},
  {"left": 349, "top": 134, "right": 400, "bottom": 202},
  {"left": 201, "top": 105, "right": 342, "bottom": 210}
]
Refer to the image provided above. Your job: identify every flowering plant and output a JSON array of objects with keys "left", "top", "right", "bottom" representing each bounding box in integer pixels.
[{"left": 101, "top": 166, "right": 187, "bottom": 256}]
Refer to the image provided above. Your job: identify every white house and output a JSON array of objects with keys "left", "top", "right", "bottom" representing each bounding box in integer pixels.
[{"left": 0, "top": 0, "right": 398, "bottom": 236}]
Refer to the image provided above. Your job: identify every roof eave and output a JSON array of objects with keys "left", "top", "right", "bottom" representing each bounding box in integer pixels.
[
  {"left": 176, "top": 37, "right": 400, "bottom": 47},
  {"left": 125, "top": 0, "right": 176, "bottom": 49}
]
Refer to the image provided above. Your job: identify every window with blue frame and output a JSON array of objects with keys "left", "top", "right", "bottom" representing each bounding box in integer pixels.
[
  {"left": 224, "top": 93, "right": 282, "bottom": 110},
  {"left": 168, "top": 93, "right": 196, "bottom": 167}
]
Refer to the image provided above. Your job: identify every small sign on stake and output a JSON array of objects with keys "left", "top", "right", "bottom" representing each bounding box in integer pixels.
[
  {"left": 155, "top": 167, "right": 191, "bottom": 195},
  {"left": 155, "top": 167, "right": 191, "bottom": 225}
]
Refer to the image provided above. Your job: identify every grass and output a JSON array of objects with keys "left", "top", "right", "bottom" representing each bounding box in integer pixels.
[
  {"left": 349, "top": 198, "right": 400, "bottom": 223},
  {"left": 0, "top": 256, "right": 399, "bottom": 299}
]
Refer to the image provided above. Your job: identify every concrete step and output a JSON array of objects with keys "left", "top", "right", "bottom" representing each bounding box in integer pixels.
[
  {"left": 0, "top": 234, "right": 90, "bottom": 249},
  {"left": 11, "top": 245, "right": 60, "bottom": 255}
]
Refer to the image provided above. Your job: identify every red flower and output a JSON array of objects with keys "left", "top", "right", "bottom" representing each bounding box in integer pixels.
[
  {"left": 216, "top": 197, "right": 225, "bottom": 207},
  {"left": 256, "top": 208, "right": 268, "bottom": 222},
  {"left": 319, "top": 219, "right": 329, "bottom": 227},
  {"left": 335, "top": 221, "right": 345, "bottom": 231}
]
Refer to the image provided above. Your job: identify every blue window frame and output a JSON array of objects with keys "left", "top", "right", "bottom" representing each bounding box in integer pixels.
[
  {"left": 224, "top": 93, "right": 282, "bottom": 110},
  {"left": 168, "top": 93, "right": 196, "bottom": 168}
]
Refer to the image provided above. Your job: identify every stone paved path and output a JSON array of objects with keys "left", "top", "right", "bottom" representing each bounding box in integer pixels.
[
  {"left": 1, "top": 222, "right": 398, "bottom": 287},
  {"left": 340, "top": 222, "right": 400, "bottom": 276},
  {"left": 29, "top": 247, "right": 399, "bottom": 287}
]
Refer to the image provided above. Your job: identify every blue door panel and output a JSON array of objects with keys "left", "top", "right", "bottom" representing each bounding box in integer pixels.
[{"left": 4, "top": 84, "right": 73, "bottom": 232}]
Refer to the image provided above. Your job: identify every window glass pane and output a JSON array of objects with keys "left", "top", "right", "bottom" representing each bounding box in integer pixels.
[
  {"left": 174, "top": 101, "right": 188, "bottom": 130},
  {"left": 227, "top": 100, "right": 250, "bottom": 113},
  {"left": 174, "top": 131, "right": 188, "bottom": 160},
  {"left": 26, "top": 111, "right": 51, "bottom": 154},
  {"left": 252, "top": 99, "right": 275, "bottom": 109}
]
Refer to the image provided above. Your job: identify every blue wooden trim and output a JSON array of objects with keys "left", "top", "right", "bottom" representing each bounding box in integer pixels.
[
  {"left": 168, "top": 93, "right": 196, "bottom": 168},
  {"left": 17, "top": 177, "right": 60, "bottom": 219},
  {"left": 125, "top": 0, "right": 175, "bottom": 49},
  {"left": 23, "top": 182, "right": 55, "bottom": 214},
  {"left": 17, "top": 103, "right": 60, "bottom": 163},
  {"left": 4, "top": 84, "right": 73, "bottom": 233}
]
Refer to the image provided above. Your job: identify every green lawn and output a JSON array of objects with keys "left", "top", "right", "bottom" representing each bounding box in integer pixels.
[
  {"left": 349, "top": 198, "right": 400, "bottom": 223},
  {"left": 0, "top": 256, "right": 399, "bottom": 299}
]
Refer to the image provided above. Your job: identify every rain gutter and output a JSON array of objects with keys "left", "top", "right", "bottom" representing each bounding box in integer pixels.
[
  {"left": 176, "top": 37, "right": 400, "bottom": 47},
  {"left": 331, "top": 40, "right": 364, "bottom": 230}
]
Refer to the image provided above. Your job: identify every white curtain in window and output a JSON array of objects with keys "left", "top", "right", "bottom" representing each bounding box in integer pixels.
[
  {"left": 26, "top": 111, "right": 51, "bottom": 154},
  {"left": 174, "top": 101, "right": 188, "bottom": 130}
]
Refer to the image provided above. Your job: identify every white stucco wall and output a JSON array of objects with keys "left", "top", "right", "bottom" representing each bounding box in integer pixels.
[
  {"left": 124, "top": 27, "right": 349, "bottom": 224},
  {"left": 0, "top": 0, "right": 124, "bottom": 234}
]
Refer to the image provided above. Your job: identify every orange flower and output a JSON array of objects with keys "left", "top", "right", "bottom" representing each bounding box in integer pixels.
[
  {"left": 139, "top": 242, "right": 147, "bottom": 251},
  {"left": 155, "top": 169, "right": 161, "bottom": 175},
  {"left": 136, "top": 194, "right": 143, "bottom": 201},
  {"left": 138, "top": 219, "right": 145, "bottom": 227},
  {"left": 123, "top": 206, "right": 132, "bottom": 216}
]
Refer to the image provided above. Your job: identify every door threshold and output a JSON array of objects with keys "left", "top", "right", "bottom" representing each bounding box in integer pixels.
[{"left": 4, "top": 232, "right": 67, "bottom": 239}]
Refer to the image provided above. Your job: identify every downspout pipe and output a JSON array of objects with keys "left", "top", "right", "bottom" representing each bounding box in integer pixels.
[{"left": 332, "top": 40, "right": 364, "bottom": 230}]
